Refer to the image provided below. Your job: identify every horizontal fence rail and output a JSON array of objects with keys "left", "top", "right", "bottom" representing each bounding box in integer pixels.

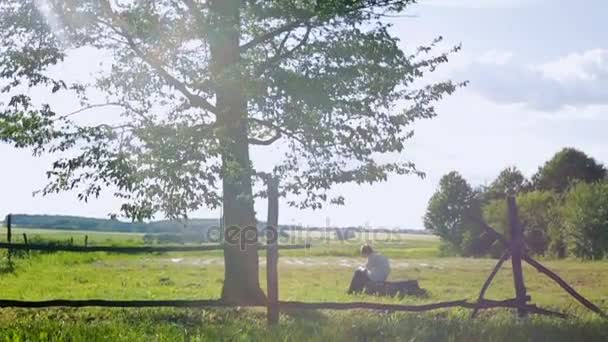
[
  {"left": 0, "top": 299, "right": 234, "bottom": 309},
  {"left": 0, "top": 298, "right": 565, "bottom": 318},
  {"left": 0, "top": 242, "right": 310, "bottom": 254}
]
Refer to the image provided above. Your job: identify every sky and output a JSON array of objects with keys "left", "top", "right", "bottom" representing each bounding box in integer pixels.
[{"left": 1, "top": 0, "right": 608, "bottom": 229}]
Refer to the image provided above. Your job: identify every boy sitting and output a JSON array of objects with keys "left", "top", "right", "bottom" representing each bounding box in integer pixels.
[{"left": 348, "top": 244, "right": 390, "bottom": 294}]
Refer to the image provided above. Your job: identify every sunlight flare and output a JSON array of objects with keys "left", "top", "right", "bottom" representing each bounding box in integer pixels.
[{"left": 34, "top": 0, "right": 66, "bottom": 43}]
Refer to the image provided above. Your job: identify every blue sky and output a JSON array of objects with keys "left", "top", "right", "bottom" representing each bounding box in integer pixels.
[{"left": 1, "top": 0, "right": 607, "bottom": 229}]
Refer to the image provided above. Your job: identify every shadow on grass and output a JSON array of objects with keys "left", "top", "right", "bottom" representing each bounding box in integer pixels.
[
  {"left": 0, "top": 261, "right": 14, "bottom": 275},
  {"left": 281, "top": 306, "right": 329, "bottom": 324}
]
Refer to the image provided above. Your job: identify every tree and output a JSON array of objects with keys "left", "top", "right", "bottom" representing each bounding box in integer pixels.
[
  {"left": 0, "top": 1, "right": 461, "bottom": 302},
  {"left": 483, "top": 166, "right": 528, "bottom": 201},
  {"left": 424, "top": 171, "right": 484, "bottom": 255},
  {"left": 517, "top": 191, "right": 560, "bottom": 256},
  {"left": 532, "top": 148, "right": 606, "bottom": 193},
  {"left": 562, "top": 182, "right": 608, "bottom": 260}
]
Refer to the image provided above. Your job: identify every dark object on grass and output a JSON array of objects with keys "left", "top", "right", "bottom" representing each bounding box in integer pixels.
[
  {"left": 348, "top": 269, "right": 425, "bottom": 298},
  {"left": 364, "top": 280, "right": 426, "bottom": 298}
]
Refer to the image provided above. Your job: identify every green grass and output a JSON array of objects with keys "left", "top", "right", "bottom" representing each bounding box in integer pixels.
[
  {"left": 5, "top": 227, "right": 146, "bottom": 246},
  {"left": 1, "top": 228, "right": 608, "bottom": 341},
  {"left": 1, "top": 308, "right": 608, "bottom": 342}
]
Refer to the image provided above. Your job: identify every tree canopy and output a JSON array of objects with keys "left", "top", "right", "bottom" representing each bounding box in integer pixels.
[
  {"left": 1, "top": 0, "right": 461, "bottom": 218},
  {"left": 532, "top": 148, "right": 606, "bottom": 193},
  {"left": 430, "top": 148, "right": 608, "bottom": 260},
  {"left": 0, "top": 0, "right": 461, "bottom": 302},
  {"left": 423, "top": 171, "right": 486, "bottom": 255},
  {"left": 483, "top": 166, "right": 528, "bottom": 201}
]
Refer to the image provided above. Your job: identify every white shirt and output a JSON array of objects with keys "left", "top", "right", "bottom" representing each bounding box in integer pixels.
[{"left": 365, "top": 252, "right": 390, "bottom": 282}]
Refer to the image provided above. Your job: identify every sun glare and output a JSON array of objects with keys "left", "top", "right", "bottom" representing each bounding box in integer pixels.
[{"left": 34, "top": 0, "right": 66, "bottom": 42}]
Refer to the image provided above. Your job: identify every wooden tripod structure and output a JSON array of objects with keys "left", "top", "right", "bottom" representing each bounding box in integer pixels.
[{"left": 471, "top": 197, "right": 606, "bottom": 318}]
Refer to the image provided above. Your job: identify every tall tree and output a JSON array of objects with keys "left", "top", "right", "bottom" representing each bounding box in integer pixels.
[
  {"left": 483, "top": 166, "right": 528, "bottom": 201},
  {"left": 0, "top": 1, "right": 461, "bottom": 302},
  {"left": 424, "top": 171, "right": 483, "bottom": 255},
  {"left": 532, "top": 148, "right": 606, "bottom": 193}
]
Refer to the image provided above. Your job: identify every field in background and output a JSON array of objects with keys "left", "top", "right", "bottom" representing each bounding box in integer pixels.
[
  {"left": 5, "top": 227, "right": 146, "bottom": 246},
  {"left": 1, "top": 227, "right": 608, "bottom": 341},
  {"left": 3, "top": 227, "right": 441, "bottom": 258}
]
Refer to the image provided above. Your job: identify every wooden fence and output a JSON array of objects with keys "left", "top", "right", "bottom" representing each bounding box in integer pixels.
[{"left": 1, "top": 182, "right": 605, "bottom": 325}]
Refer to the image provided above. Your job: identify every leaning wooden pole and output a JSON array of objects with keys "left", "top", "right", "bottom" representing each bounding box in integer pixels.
[
  {"left": 471, "top": 251, "right": 511, "bottom": 318},
  {"left": 523, "top": 255, "right": 606, "bottom": 318},
  {"left": 266, "top": 176, "right": 280, "bottom": 325},
  {"left": 507, "top": 197, "right": 528, "bottom": 317}
]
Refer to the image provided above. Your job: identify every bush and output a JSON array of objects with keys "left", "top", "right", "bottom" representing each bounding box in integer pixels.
[
  {"left": 562, "top": 182, "right": 608, "bottom": 260},
  {"left": 517, "top": 191, "right": 561, "bottom": 256},
  {"left": 482, "top": 191, "right": 560, "bottom": 257}
]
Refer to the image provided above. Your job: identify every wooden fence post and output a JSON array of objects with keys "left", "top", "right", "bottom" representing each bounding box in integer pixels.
[
  {"left": 507, "top": 197, "right": 527, "bottom": 317},
  {"left": 266, "top": 176, "right": 279, "bottom": 325},
  {"left": 85, "top": 235, "right": 88, "bottom": 247},
  {"left": 6, "top": 214, "right": 12, "bottom": 263},
  {"left": 22, "top": 233, "right": 29, "bottom": 256}
]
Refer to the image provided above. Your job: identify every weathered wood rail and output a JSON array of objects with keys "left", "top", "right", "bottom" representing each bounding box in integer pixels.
[
  {"left": 0, "top": 242, "right": 309, "bottom": 254},
  {"left": 0, "top": 298, "right": 565, "bottom": 318}
]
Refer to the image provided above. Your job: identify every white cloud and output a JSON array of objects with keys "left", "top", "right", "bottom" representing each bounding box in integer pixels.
[
  {"left": 538, "top": 49, "right": 608, "bottom": 82},
  {"left": 477, "top": 50, "right": 514, "bottom": 65},
  {"left": 459, "top": 49, "right": 608, "bottom": 111}
]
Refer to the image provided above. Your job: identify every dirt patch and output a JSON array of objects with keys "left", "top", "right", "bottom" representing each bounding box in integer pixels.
[{"left": 156, "top": 257, "right": 443, "bottom": 269}]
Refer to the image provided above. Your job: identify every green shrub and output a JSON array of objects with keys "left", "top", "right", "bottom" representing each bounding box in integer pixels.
[
  {"left": 562, "top": 182, "right": 608, "bottom": 260},
  {"left": 482, "top": 191, "right": 561, "bottom": 257}
]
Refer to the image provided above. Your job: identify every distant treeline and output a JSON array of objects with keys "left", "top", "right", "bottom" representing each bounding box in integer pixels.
[
  {"left": 2, "top": 214, "right": 219, "bottom": 233},
  {"left": 1, "top": 214, "right": 427, "bottom": 237}
]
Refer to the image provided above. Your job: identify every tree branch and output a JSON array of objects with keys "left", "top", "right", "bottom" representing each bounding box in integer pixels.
[
  {"left": 249, "top": 132, "right": 281, "bottom": 146},
  {"left": 249, "top": 117, "right": 306, "bottom": 146},
  {"left": 123, "top": 35, "right": 217, "bottom": 114},
  {"left": 240, "top": 0, "right": 408, "bottom": 52},
  {"left": 240, "top": 18, "right": 311, "bottom": 52},
  {"left": 97, "top": 0, "right": 217, "bottom": 115},
  {"left": 55, "top": 103, "right": 123, "bottom": 120},
  {"left": 255, "top": 24, "right": 313, "bottom": 76}
]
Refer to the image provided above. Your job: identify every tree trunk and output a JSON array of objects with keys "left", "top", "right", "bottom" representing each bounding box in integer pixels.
[{"left": 209, "top": 0, "right": 265, "bottom": 304}]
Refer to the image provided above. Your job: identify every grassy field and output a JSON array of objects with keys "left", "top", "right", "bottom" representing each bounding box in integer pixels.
[
  {"left": 5, "top": 227, "right": 146, "bottom": 246},
  {"left": 0, "top": 228, "right": 607, "bottom": 341}
]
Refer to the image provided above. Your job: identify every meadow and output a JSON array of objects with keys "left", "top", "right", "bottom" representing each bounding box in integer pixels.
[{"left": 0, "top": 228, "right": 607, "bottom": 341}]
